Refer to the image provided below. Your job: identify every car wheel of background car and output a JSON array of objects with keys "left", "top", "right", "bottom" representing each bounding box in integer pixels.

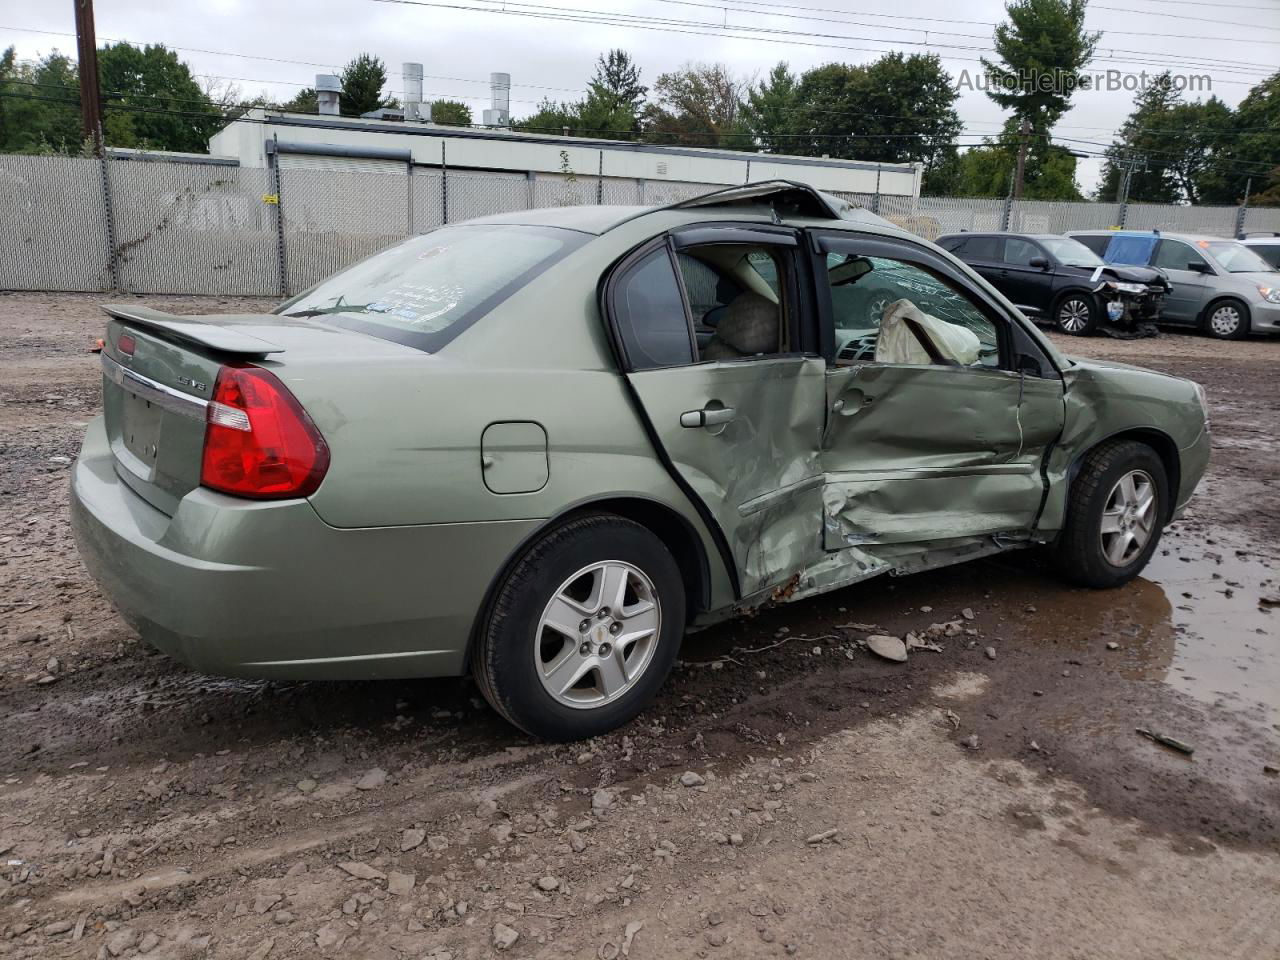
[
  {"left": 473, "top": 513, "right": 685, "bottom": 741},
  {"left": 1055, "top": 439, "right": 1168, "bottom": 589},
  {"left": 1202, "top": 298, "right": 1249, "bottom": 340},
  {"left": 1054, "top": 293, "right": 1099, "bottom": 336},
  {"left": 866, "top": 293, "right": 892, "bottom": 326}
]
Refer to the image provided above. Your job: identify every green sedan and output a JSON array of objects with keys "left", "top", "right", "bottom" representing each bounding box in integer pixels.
[{"left": 71, "top": 182, "right": 1210, "bottom": 741}]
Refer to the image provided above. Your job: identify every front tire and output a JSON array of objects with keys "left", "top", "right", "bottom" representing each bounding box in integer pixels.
[
  {"left": 1056, "top": 440, "right": 1168, "bottom": 588},
  {"left": 1202, "top": 298, "right": 1249, "bottom": 340},
  {"left": 473, "top": 514, "right": 685, "bottom": 741},
  {"left": 1055, "top": 293, "right": 1099, "bottom": 336}
]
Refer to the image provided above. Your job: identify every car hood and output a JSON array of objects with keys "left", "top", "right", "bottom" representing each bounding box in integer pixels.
[{"left": 1060, "top": 263, "right": 1164, "bottom": 285}]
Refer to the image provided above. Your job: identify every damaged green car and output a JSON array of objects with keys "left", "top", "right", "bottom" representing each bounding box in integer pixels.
[{"left": 71, "top": 182, "right": 1210, "bottom": 741}]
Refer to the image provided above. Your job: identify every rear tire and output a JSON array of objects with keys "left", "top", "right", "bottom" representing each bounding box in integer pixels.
[
  {"left": 474, "top": 514, "right": 685, "bottom": 741},
  {"left": 1202, "top": 298, "right": 1249, "bottom": 340},
  {"left": 1055, "top": 440, "right": 1168, "bottom": 588},
  {"left": 1054, "top": 292, "right": 1099, "bottom": 336}
]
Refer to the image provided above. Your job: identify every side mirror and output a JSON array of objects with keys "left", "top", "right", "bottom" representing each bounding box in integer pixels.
[
  {"left": 1028, "top": 256, "right": 1050, "bottom": 269},
  {"left": 1188, "top": 261, "right": 1212, "bottom": 274}
]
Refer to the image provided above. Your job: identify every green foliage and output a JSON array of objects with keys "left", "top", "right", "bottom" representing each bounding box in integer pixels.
[
  {"left": 339, "top": 54, "right": 389, "bottom": 117},
  {"left": 642, "top": 63, "right": 746, "bottom": 147},
  {"left": 1201, "top": 71, "right": 1280, "bottom": 205},
  {"left": 1097, "top": 74, "right": 1184, "bottom": 203},
  {"left": 97, "top": 43, "right": 221, "bottom": 152},
  {"left": 515, "top": 97, "right": 580, "bottom": 135},
  {"left": 429, "top": 99, "right": 472, "bottom": 127},
  {"left": 953, "top": 120, "right": 1084, "bottom": 200},
  {"left": 981, "top": 0, "right": 1100, "bottom": 133},
  {"left": 514, "top": 50, "right": 645, "bottom": 139},
  {"left": 739, "top": 62, "right": 800, "bottom": 155},
  {"left": 278, "top": 87, "right": 318, "bottom": 114},
  {"left": 0, "top": 47, "right": 85, "bottom": 154}
]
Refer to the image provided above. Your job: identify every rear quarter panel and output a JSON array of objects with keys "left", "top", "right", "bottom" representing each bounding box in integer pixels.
[{"left": 293, "top": 217, "right": 738, "bottom": 609}]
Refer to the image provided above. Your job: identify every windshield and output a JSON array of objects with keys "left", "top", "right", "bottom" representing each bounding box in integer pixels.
[
  {"left": 277, "top": 224, "right": 587, "bottom": 351},
  {"left": 1039, "top": 236, "right": 1105, "bottom": 268},
  {"left": 1204, "top": 241, "right": 1275, "bottom": 274}
]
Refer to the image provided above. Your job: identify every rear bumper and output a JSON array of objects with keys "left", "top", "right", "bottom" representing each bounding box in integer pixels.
[{"left": 71, "top": 417, "right": 541, "bottom": 680}]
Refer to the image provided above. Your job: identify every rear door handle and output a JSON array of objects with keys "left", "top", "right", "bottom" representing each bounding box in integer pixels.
[{"left": 680, "top": 406, "right": 736, "bottom": 428}]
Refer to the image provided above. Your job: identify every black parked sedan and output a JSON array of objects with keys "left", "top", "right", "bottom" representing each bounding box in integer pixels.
[{"left": 937, "top": 232, "right": 1169, "bottom": 336}]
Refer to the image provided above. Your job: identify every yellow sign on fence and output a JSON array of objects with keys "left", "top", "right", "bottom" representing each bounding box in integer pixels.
[{"left": 262, "top": 194, "right": 279, "bottom": 205}]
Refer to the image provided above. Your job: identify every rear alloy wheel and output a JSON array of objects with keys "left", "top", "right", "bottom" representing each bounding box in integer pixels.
[
  {"left": 1203, "top": 299, "right": 1249, "bottom": 340},
  {"left": 1055, "top": 294, "right": 1098, "bottom": 336},
  {"left": 1055, "top": 439, "right": 1168, "bottom": 588},
  {"left": 474, "top": 514, "right": 685, "bottom": 741}
]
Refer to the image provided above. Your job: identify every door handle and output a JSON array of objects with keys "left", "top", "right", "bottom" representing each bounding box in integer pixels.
[{"left": 680, "top": 406, "right": 736, "bottom": 428}]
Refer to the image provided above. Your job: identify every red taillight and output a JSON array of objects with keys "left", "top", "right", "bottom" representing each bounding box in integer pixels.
[
  {"left": 117, "top": 333, "right": 136, "bottom": 356},
  {"left": 200, "top": 365, "right": 330, "bottom": 500}
]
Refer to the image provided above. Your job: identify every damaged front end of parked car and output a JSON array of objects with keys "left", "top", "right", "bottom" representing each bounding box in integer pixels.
[{"left": 1092, "top": 266, "right": 1169, "bottom": 339}]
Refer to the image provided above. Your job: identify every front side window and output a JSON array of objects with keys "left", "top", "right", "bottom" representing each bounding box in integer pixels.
[
  {"left": 826, "top": 253, "right": 1000, "bottom": 368},
  {"left": 277, "top": 224, "right": 586, "bottom": 352},
  {"left": 1004, "top": 238, "right": 1043, "bottom": 266},
  {"left": 1039, "top": 236, "right": 1104, "bottom": 268},
  {"left": 1153, "top": 240, "right": 1208, "bottom": 271}
]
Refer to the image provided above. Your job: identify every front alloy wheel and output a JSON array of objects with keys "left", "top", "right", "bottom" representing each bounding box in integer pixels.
[
  {"left": 1055, "top": 438, "right": 1168, "bottom": 588},
  {"left": 1099, "top": 469, "right": 1157, "bottom": 567},
  {"left": 474, "top": 514, "right": 684, "bottom": 741},
  {"left": 1056, "top": 295, "right": 1096, "bottom": 335}
]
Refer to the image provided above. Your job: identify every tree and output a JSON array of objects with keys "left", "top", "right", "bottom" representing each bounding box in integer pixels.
[
  {"left": 94, "top": 43, "right": 222, "bottom": 152},
  {"left": 1097, "top": 73, "right": 1184, "bottom": 203},
  {"left": 339, "top": 53, "right": 389, "bottom": 117},
  {"left": 0, "top": 47, "right": 84, "bottom": 154},
  {"left": 429, "top": 99, "right": 472, "bottom": 127},
  {"left": 784, "top": 54, "right": 962, "bottom": 178},
  {"left": 514, "top": 97, "right": 579, "bottom": 135},
  {"left": 739, "top": 62, "right": 800, "bottom": 155},
  {"left": 642, "top": 63, "right": 746, "bottom": 147},
  {"left": 582, "top": 49, "right": 646, "bottom": 135},
  {"left": 953, "top": 120, "right": 1084, "bottom": 200},
  {"left": 982, "top": 0, "right": 1100, "bottom": 133},
  {"left": 1201, "top": 71, "right": 1280, "bottom": 205},
  {"left": 278, "top": 87, "right": 318, "bottom": 114}
]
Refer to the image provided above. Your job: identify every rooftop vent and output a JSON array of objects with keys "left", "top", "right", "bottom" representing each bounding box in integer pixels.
[
  {"left": 403, "top": 62, "right": 425, "bottom": 122},
  {"left": 483, "top": 71, "right": 511, "bottom": 127},
  {"left": 315, "top": 74, "right": 341, "bottom": 116}
]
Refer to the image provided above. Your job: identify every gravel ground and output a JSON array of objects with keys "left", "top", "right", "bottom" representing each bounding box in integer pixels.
[{"left": 2, "top": 293, "right": 1278, "bottom": 960}]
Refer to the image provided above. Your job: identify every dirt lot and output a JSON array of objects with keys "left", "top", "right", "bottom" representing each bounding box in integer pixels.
[{"left": 2, "top": 292, "right": 1278, "bottom": 960}]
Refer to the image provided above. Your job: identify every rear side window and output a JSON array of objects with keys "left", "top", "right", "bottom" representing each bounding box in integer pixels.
[
  {"left": 612, "top": 248, "right": 695, "bottom": 369},
  {"left": 276, "top": 224, "right": 587, "bottom": 352},
  {"left": 1250, "top": 244, "right": 1280, "bottom": 269},
  {"left": 1152, "top": 240, "right": 1207, "bottom": 271},
  {"left": 964, "top": 236, "right": 1002, "bottom": 260}
]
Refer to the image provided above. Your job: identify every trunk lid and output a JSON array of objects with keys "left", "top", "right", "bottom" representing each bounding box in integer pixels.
[{"left": 97, "top": 305, "right": 415, "bottom": 516}]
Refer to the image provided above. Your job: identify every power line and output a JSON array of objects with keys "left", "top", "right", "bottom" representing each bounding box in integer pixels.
[{"left": 362, "top": 0, "right": 1277, "bottom": 84}]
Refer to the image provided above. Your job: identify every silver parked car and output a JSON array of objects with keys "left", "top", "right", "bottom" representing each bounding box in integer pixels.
[
  {"left": 1240, "top": 233, "right": 1280, "bottom": 270},
  {"left": 1067, "top": 230, "right": 1280, "bottom": 339}
]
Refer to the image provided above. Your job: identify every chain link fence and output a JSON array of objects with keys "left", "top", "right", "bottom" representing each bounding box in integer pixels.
[{"left": 1, "top": 150, "right": 1275, "bottom": 297}]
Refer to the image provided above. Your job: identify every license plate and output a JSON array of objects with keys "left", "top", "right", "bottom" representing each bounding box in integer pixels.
[{"left": 121, "top": 390, "right": 163, "bottom": 465}]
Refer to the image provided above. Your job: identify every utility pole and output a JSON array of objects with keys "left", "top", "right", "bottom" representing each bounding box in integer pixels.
[
  {"left": 73, "top": 0, "right": 104, "bottom": 154},
  {"left": 1012, "top": 118, "right": 1031, "bottom": 200}
]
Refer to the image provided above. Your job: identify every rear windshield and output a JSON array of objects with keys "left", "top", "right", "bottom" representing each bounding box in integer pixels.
[{"left": 276, "top": 224, "right": 588, "bottom": 351}]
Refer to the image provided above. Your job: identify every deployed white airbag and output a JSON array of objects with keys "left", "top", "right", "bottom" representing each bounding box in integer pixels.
[{"left": 874, "top": 299, "right": 981, "bottom": 366}]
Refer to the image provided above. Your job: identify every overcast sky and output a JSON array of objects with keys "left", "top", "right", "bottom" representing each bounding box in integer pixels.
[{"left": 6, "top": 0, "right": 1279, "bottom": 193}]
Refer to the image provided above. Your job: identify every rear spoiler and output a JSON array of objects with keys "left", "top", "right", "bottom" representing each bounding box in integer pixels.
[{"left": 101, "top": 305, "right": 285, "bottom": 356}]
